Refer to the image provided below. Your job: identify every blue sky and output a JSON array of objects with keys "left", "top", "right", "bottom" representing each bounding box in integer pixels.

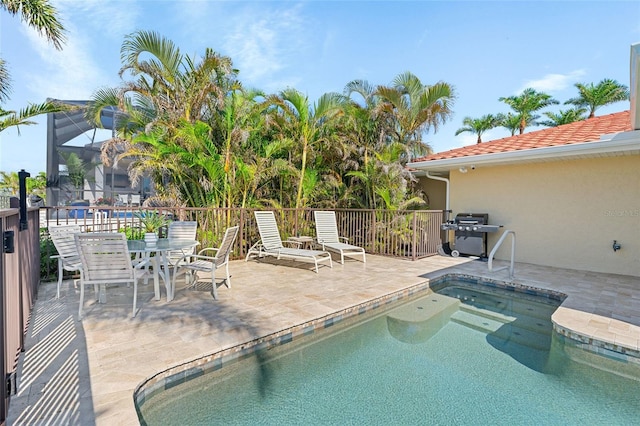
[{"left": 1, "top": 0, "right": 639, "bottom": 174}]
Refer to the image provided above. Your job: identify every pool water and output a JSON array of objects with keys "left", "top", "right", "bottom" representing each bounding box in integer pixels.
[{"left": 138, "top": 281, "right": 640, "bottom": 425}]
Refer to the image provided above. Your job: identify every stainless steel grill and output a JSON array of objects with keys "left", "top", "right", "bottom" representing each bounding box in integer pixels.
[{"left": 441, "top": 213, "right": 501, "bottom": 258}]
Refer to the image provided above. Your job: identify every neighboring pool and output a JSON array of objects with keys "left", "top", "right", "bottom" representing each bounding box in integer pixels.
[
  {"left": 67, "top": 210, "right": 135, "bottom": 219},
  {"left": 109, "top": 211, "right": 135, "bottom": 218},
  {"left": 136, "top": 277, "right": 640, "bottom": 425}
]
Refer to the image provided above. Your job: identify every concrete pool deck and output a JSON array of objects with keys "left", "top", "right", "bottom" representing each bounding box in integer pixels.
[{"left": 7, "top": 254, "right": 640, "bottom": 425}]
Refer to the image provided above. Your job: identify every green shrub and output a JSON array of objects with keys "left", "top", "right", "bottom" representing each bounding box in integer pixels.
[
  {"left": 39, "top": 228, "right": 58, "bottom": 281},
  {"left": 119, "top": 226, "right": 144, "bottom": 240}
]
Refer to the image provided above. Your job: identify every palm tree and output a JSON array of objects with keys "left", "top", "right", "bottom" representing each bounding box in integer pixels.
[
  {"left": 346, "top": 141, "right": 414, "bottom": 210},
  {"left": 59, "top": 152, "right": 93, "bottom": 200},
  {"left": 264, "top": 88, "right": 345, "bottom": 208},
  {"left": 89, "top": 30, "right": 235, "bottom": 129},
  {"left": 564, "top": 79, "right": 629, "bottom": 118},
  {"left": 0, "top": 100, "right": 69, "bottom": 133},
  {"left": 0, "top": 0, "right": 66, "bottom": 101},
  {"left": 1, "top": 0, "right": 67, "bottom": 133},
  {"left": 0, "top": 171, "right": 19, "bottom": 194},
  {"left": 499, "top": 88, "right": 558, "bottom": 134},
  {"left": 341, "top": 79, "right": 395, "bottom": 208},
  {"left": 495, "top": 113, "right": 521, "bottom": 136},
  {"left": 88, "top": 31, "right": 238, "bottom": 205},
  {"left": 0, "top": 0, "right": 65, "bottom": 49},
  {"left": 28, "top": 171, "right": 47, "bottom": 200},
  {"left": 376, "top": 72, "right": 455, "bottom": 160},
  {"left": 0, "top": 171, "right": 46, "bottom": 199},
  {"left": 217, "top": 87, "right": 264, "bottom": 208},
  {"left": 455, "top": 114, "right": 501, "bottom": 143},
  {"left": 343, "top": 79, "right": 387, "bottom": 168},
  {"left": 539, "top": 108, "right": 587, "bottom": 127},
  {"left": 0, "top": 59, "right": 10, "bottom": 103}
]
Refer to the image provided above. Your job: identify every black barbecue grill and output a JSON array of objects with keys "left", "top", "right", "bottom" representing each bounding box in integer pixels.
[{"left": 441, "top": 213, "right": 501, "bottom": 258}]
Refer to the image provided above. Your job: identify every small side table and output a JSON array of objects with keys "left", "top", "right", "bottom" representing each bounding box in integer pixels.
[{"left": 287, "top": 236, "right": 315, "bottom": 249}]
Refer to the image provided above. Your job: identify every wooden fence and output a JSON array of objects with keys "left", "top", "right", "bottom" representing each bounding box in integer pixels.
[
  {"left": 40, "top": 207, "right": 443, "bottom": 281},
  {"left": 0, "top": 208, "right": 40, "bottom": 424}
]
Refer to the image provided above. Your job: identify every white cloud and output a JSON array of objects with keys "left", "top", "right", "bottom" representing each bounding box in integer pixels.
[
  {"left": 55, "top": 0, "right": 139, "bottom": 40},
  {"left": 23, "top": 21, "right": 110, "bottom": 99},
  {"left": 223, "top": 4, "right": 310, "bottom": 86},
  {"left": 16, "top": 0, "right": 139, "bottom": 101},
  {"left": 170, "top": 0, "right": 221, "bottom": 39},
  {"left": 517, "top": 70, "right": 586, "bottom": 94}
]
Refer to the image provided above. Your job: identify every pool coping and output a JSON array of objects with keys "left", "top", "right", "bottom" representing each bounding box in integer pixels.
[{"left": 133, "top": 272, "right": 640, "bottom": 418}]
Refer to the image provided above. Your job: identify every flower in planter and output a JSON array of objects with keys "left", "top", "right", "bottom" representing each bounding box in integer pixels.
[{"left": 95, "top": 197, "right": 114, "bottom": 206}]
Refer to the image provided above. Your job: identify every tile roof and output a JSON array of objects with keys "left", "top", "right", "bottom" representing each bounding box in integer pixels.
[{"left": 416, "top": 111, "right": 632, "bottom": 162}]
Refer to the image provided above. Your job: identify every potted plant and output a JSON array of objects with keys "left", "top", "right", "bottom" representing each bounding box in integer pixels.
[
  {"left": 135, "top": 210, "right": 170, "bottom": 245},
  {"left": 95, "top": 197, "right": 114, "bottom": 206},
  {"left": 95, "top": 197, "right": 114, "bottom": 217}
]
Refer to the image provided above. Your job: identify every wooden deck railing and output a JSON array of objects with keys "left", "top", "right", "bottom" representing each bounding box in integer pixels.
[{"left": 40, "top": 207, "right": 443, "bottom": 281}]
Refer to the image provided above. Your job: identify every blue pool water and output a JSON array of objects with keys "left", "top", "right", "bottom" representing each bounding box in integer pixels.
[
  {"left": 109, "top": 211, "right": 135, "bottom": 218},
  {"left": 138, "top": 281, "right": 640, "bottom": 425},
  {"left": 68, "top": 210, "right": 135, "bottom": 219}
]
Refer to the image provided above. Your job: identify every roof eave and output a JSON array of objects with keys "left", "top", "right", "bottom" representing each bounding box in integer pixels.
[{"left": 408, "top": 130, "right": 640, "bottom": 172}]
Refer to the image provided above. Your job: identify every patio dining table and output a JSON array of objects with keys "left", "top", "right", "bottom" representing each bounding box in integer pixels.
[{"left": 128, "top": 238, "right": 199, "bottom": 302}]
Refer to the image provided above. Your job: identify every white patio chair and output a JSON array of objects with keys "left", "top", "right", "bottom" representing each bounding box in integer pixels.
[
  {"left": 314, "top": 210, "right": 366, "bottom": 264},
  {"left": 49, "top": 224, "right": 82, "bottom": 299},
  {"left": 165, "top": 220, "right": 199, "bottom": 264},
  {"left": 172, "top": 226, "right": 239, "bottom": 299},
  {"left": 245, "top": 211, "right": 333, "bottom": 273},
  {"left": 145, "top": 220, "right": 198, "bottom": 284},
  {"left": 74, "top": 232, "right": 150, "bottom": 319}
]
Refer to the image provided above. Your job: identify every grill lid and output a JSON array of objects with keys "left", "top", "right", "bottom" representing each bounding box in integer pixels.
[{"left": 454, "top": 213, "right": 488, "bottom": 225}]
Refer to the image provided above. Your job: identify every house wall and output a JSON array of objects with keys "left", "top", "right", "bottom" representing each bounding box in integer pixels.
[
  {"left": 418, "top": 177, "right": 447, "bottom": 211},
  {"left": 417, "top": 176, "right": 449, "bottom": 244},
  {"left": 447, "top": 155, "right": 639, "bottom": 277}
]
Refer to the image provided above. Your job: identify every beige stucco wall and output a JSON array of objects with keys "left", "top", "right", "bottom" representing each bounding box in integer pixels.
[
  {"left": 418, "top": 177, "right": 447, "bottom": 211},
  {"left": 443, "top": 155, "right": 639, "bottom": 277}
]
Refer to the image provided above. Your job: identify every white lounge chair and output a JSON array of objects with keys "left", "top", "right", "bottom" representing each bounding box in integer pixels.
[
  {"left": 172, "top": 225, "right": 239, "bottom": 299},
  {"left": 246, "top": 211, "right": 333, "bottom": 273},
  {"left": 49, "top": 224, "right": 82, "bottom": 299},
  {"left": 314, "top": 210, "right": 366, "bottom": 264},
  {"left": 74, "top": 232, "right": 150, "bottom": 319}
]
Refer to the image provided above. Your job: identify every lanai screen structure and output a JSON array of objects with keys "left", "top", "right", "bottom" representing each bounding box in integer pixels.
[{"left": 45, "top": 100, "right": 147, "bottom": 207}]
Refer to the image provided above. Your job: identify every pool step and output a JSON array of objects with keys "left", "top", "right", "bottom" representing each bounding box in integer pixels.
[
  {"left": 386, "top": 293, "right": 460, "bottom": 344},
  {"left": 450, "top": 310, "right": 552, "bottom": 351},
  {"left": 459, "top": 304, "right": 553, "bottom": 336},
  {"left": 438, "top": 287, "right": 556, "bottom": 321}
]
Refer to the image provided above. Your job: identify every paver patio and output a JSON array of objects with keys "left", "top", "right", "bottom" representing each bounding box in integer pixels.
[{"left": 7, "top": 254, "right": 640, "bottom": 425}]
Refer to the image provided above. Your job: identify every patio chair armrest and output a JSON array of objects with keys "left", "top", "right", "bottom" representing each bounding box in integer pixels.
[
  {"left": 51, "top": 253, "right": 78, "bottom": 263},
  {"left": 173, "top": 250, "right": 221, "bottom": 267},
  {"left": 197, "top": 247, "right": 220, "bottom": 256},
  {"left": 173, "top": 252, "right": 196, "bottom": 268},
  {"left": 339, "top": 236, "right": 349, "bottom": 243},
  {"left": 187, "top": 254, "right": 219, "bottom": 262},
  {"left": 247, "top": 240, "right": 263, "bottom": 251}
]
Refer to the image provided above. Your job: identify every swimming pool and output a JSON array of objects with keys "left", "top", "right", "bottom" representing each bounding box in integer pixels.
[{"left": 136, "top": 278, "right": 640, "bottom": 424}]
